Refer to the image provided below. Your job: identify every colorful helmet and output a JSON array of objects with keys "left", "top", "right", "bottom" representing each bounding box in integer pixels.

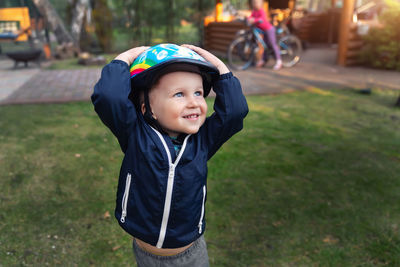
[{"left": 129, "top": 44, "right": 219, "bottom": 97}]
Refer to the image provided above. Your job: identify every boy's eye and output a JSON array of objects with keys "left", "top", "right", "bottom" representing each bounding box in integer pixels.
[
  {"left": 174, "top": 92, "right": 183, "bottom": 97},
  {"left": 194, "top": 91, "right": 203, "bottom": 96}
]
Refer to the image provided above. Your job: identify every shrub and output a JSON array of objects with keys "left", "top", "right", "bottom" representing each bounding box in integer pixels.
[{"left": 360, "top": 0, "right": 400, "bottom": 71}]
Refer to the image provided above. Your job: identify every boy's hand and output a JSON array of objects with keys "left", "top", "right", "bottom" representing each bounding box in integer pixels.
[
  {"left": 181, "top": 44, "right": 230, "bottom": 75},
  {"left": 115, "top": 46, "right": 150, "bottom": 66}
]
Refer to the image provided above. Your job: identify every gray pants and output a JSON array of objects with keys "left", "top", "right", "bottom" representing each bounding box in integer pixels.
[{"left": 133, "top": 236, "right": 209, "bottom": 267}]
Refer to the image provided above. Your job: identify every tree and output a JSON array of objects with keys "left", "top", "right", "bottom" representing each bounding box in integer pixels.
[
  {"left": 92, "top": 0, "right": 113, "bottom": 52},
  {"left": 69, "top": 0, "right": 90, "bottom": 45},
  {"left": 197, "top": 0, "right": 205, "bottom": 46},
  {"left": 32, "top": 0, "right": 75, "bottom": 45},
  {"left": 165, "top": 0, "right": 175, "bottom": 42}
]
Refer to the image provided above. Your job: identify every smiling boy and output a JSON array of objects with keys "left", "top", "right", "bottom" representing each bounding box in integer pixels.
[
  {"left": 92, "top": 44, "right": 248, "bottom": 266},
  {"left": 144, "top": 71, "right": 207, "bottom": 137}
]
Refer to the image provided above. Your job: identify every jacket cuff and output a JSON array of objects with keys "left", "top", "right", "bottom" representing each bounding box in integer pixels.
[
  {"left": 111, "top": 59, "right": 129, "bottom": 68},
  {"left": 218, "top": 72, "right": 233, "bottom": 80}
]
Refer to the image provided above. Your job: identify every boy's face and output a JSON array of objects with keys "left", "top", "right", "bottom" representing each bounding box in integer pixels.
[{"left": 147, "top": 71, "right": 207, "bottom": 137}]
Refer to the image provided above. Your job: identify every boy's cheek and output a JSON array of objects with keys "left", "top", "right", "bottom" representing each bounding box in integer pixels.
[
  {"left": 202, "top": 101, "right": 208, "bottom": 115},
  {"left": 200, "top": 114, "right": 207, "bottom": 126}
]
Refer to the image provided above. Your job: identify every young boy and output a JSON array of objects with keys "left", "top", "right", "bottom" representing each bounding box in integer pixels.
[{"left": 92, "top": 44, "right": 248, "bottom": 266}]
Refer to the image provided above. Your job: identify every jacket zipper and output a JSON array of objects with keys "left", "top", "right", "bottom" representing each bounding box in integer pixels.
[
  {"left": 152, "top": 128, "right": 190, "bottom": 248},
  {"left": 120, "top": 173, "right": 132, "bottom": 223},
  {"left": 198, "top": 185, "right": 206, "bottom": 234}
]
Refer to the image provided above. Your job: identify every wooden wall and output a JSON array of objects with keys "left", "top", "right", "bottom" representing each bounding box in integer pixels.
[
  {"left": 204, "top": 10, "right": 365, "bottom": 66},
  {"left": 204, "top": 9, "right": 342, "bottom": 54},
  {"left": 342, "top": 23, "right": 364, "bottom": 66},
  {"left": 0, "top": 7, "right": 31, "bottom": 41},
  {"left": 296, "top": 8, "right": 341, "bottom": 44},
  {"left": 204, "top": 21, "right": 248, "bottom": 53}
]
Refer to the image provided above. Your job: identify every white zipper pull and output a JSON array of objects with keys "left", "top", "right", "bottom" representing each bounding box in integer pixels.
[
  {"left": 198, "top": 185, "right": 206, "bottom": 234},
  {"left": 121, "top": 211, "right": 126, "bottom": 223},
  {"left": 120, "top": 173, "right": 131, "bottom": 223}
]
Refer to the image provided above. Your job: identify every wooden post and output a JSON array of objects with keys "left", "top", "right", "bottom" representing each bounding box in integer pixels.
[
  {"left": 216, "top": 0, "right": 223, "bottom": 22},
  {"left": 337, "top": 0, "right": 355, "bottom": 66},
  {"left": 264, "top": 1, "right": 269, "bottom": 12},
  {"left": 288, "top": 0, "right": 295, "bottom": 10},
  {"left": 264, "top": 2, "right": 270, "bottom": 25}
]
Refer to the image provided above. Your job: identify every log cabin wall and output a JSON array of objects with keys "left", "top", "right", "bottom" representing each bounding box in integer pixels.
[
  {"left": 343, "top": 23, "right": 364, "bottom": 66},
  {"left": 203, "top": 10, "right": 342, "bottom": 54},
  {"left": 205, "top": 0, "right": 368, "bottom": 67},
  {"left": 296, "top": 8, "right": 341, "bottom": 44},
  {"left": 204, "top": 21, "right": 248, "bottom": 53}
]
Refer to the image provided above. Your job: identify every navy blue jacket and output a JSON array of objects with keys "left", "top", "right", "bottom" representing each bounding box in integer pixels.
[{"left": 92, "top": 60, "right": 248, "bottom": 248}]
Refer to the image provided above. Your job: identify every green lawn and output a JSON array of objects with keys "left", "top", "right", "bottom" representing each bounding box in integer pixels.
[
  {"left": 1, "top": 89, "right": 399, "bottom": 266},
  {"left": 45, "top": 54, "right": 117, "bottom": 70}
]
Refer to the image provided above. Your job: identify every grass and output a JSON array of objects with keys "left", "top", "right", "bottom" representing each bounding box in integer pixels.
[
  {"left": 0, "top": 89, "right": 400, "bottom": 266},
  {"left": 45, "top": 54, "right": 117, "bottom": 70}
]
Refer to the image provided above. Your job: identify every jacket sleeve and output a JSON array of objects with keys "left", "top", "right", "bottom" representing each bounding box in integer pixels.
[
  {"left": 91, "top": 60, "right": 137, "bottom": 153},
  {"left": 202, "top": 72, "right": 249, "bottom": 159}
]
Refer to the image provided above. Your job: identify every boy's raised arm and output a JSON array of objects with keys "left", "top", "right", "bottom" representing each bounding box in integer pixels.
[
  {"left": 115, "top": 46, "right": 149, "bottom": 66},
  {"left": 181, "top": 44, "right": 230, "bottom": 75},
  {"left": 91, "top": 47, "right": 148, "bottom": 152},
  {"left": 182, "top": 45, "right": 249, "bottom": 159}
]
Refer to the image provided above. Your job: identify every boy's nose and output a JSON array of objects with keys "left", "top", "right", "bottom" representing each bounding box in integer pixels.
[{"left": 186, "top": 96, "right": 198, "bottom": 107}]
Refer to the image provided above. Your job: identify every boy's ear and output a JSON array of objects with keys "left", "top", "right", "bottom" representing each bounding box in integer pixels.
[
  {"left": 141, "top": 103, "right": 157, "bottom": 119},
  {"left": 141, "top": 102, "right": 146, "bottom": 115}
]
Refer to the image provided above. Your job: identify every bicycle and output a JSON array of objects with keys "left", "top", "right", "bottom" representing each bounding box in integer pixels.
[{"left": 227, "top": 19, "right": 302, "bottom": 71}]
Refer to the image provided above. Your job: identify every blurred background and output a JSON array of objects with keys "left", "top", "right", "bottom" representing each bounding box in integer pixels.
[
  {"left": 1, "top": 1, "right": 400, "bottom": 266},
  {"left": 0, "top": 0, "right": 398, "bottom": 69}
]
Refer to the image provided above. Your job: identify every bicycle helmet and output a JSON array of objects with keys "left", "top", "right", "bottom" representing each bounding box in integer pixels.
[
  {"left": 130, "top": 44, "right": 219, "bottom": 96},
  {"left": 129, "top": 44, "right": 220, "bottom": 133}
]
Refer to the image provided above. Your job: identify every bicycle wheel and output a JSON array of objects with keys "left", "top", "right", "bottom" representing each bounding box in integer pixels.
[
  {"left": 227, "top": 35, "right": 256, "bottom": 71},
  {"left": 278, "top": 35, "right": 302, "bottom": 67}
]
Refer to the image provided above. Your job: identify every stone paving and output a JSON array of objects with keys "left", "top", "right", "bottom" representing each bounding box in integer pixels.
[
  {"left": 0, "top": 60, "right": 41, "bottom": 102},
  {"left": 235, "top": 47, "right": 400, "bottom": 95},
  {"left": 0, "top": 46, "right": 399, "bottom": 106},
  {"left": 2, "top": 68, "right": 100, "bottom": 104}
]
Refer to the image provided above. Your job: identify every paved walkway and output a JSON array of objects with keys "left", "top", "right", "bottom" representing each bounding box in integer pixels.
[
  {"left": 0, "top": 60, "right": 41, "bottom": 102},
  {"left": 0, "top": 60, "right": 100, "bottom": 105},
  {"left": 235, "top": 46, "right": 400, "bottom": 95},
  {"left": 0, "top": 46, "right": 399, "bottom": 105}
]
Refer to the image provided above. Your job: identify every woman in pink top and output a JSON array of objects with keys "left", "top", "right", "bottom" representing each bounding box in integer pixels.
[{"left": 248, "top": 0, "right": 282, "bottom": 70}]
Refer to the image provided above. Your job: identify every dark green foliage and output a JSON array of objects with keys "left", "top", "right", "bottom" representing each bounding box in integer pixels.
[
  {"left": 92, "top": 0, "right": 113, "bottom": 52},
  {"left": 360, "top": 0, "right": 400, "bottom": 71},
  {"left": 101, "top": 0, "right": 216, "bottom": 48}
]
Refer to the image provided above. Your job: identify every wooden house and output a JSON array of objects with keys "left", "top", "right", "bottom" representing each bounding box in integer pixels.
[{"left": 203, "top": 0, "right": 381, "bottom": 66}]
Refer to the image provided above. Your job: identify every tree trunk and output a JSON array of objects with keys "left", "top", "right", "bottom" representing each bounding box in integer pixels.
[
  {"left": 166, "top": 0, "right": 175, "bottom": 42},
  {"left": 145, "top": 18, "right": 153, "bottom": 45},
  {"left": 92, "top": 0, "right": 113, "bottom": 52},
  {"left": 396, "top": 95, "right": 400, "bottom": 107},
  {"left": 133, "top": 0, "right": 142, "bottom": 42},
  {"left": 197, "top": 0, "right": 204, "bottom": 46},
  {"left": 32, "top": 0, "right": 75, "bottom": 45},
  {"left": 70, "top": 0, "right": 90, "bottom": 44}
]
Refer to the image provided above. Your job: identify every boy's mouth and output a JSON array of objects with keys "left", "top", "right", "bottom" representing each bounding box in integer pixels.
[{"left": 183, "top": 114, "right": 200, "bottom": 120}]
